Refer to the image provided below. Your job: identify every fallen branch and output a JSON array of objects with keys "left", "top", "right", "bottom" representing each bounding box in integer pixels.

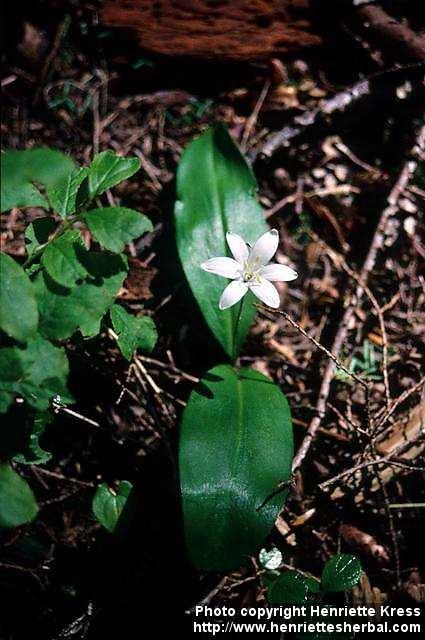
[{"left": 252, "top": 64, "right": 423, "bottom": 161}]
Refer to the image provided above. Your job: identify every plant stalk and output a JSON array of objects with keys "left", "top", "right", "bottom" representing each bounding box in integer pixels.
[{"left": 232, "top": 297, "right": 245, "bottom": 363}]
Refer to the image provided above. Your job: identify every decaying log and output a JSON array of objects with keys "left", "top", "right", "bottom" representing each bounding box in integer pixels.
[
  {"left": 355, "top": 4, "right": 425, "bottom": 62},
  {"left": 101, "top": 0, "right": 321, "bottom": 60}
]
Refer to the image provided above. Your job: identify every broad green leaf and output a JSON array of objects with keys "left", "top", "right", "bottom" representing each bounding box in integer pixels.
[
  {"left": 47, "top": 167, "right": 88, "bottom": 217},
  {"left": 93, "top": 480, "right": 134, "bottom": 534},
  {"left": 174, "top": 124, "right": 267, "bottom": 358},
  {"left": 321, "top": 554, "right": 362, "bottom": 592},
  {"left": 88, "top": 151, "right": 140, "bottom": 198},
  {"left": 0, "top": 335, "right": 71, "bottom": 411},
  {"left": 0, "top": 253, "right": 39, "bottom": 342},
  {"left": 34, "top": 252, "right": 127, "bottom": 340},
  {"left": 84, "top": 207, "right": 152, "bottom": 253},
  {"left": 180, "top": 364, "right": 293, "bottom": 570},
  {"left": 1, "top": 148, "right": 75, "bottom": 213},
  {"left": 268, "top": 571, "right": 319, "bottom": 604},
  {"left": 110, "top": 304, "right": 157, "bottom": 360},
  {"left": 25, "top": 217, "right": 57, "bottom": 259},
  {"left": 0, "top": 463, "right": 38, "bottom": 528},
  {"left": 41, "top": 230, "right": 88, "bottom": 288}
]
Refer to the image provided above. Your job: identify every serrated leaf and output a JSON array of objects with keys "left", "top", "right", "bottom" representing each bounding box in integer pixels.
[
  {"left": 0, "top": 390, "right": 13, "bottom": 413},
  {"left": 174, "top": 124, "right": 267, "bottom": 358},
  {"left": 19, "top": 418, "right": 52, "bottom": 465},
  {"left": 1, "top": 148, "right": 76, "bottom": 213},
  {"left": 47, "top": 167, "right": 88, "bottom": 217},
  {"left": 34, "top": 252, "right": 127, "bottom": 340},
  {"left": 180, "top": 364, "right": 293, "bottom": 570},
  {"left": 14, "top": 412, "right": 53, "bottom": 465},
  {"left": 41, "top": 229, "right": 88, "bottom": 288},
  {"left": 0, "top": 409, "right": 52, "bottom": 465},
  {"left": 268, "top": 571, "right": 319, "bottom": 604},
  {"left": 25, "top": 217, "right": 57, "bottom": 260},
  {"left": 88, "top": 151, "right": 140, "bottom": 198},
  {"left": 110, "top": 304, "right": 157, "bottom": 360},
  {"left": 0, "top": 335, "right": 71, "bottom": 411},
  {"left": 92, "top": 480, "right": 134, "bottom": 534},
  {"left": 321, "top": 554, "right": 362, "bottom": 592},
  {"left": 0, "top": 463, "right": 38, "bottom": 528},
  {"left": 0, "top": 253, "right": 39, "bottom": 342},
  {"left": 84, "top": 207, "right": 152, "bottom": 253}
]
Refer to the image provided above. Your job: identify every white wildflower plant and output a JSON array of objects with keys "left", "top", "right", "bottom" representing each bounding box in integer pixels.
[{"left": 201, "top": 229, "right": 298, "bottom": 310}]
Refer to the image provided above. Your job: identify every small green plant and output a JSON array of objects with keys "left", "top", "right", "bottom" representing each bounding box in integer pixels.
[
  {"left": 267, "top": 553, "right": 362, "bottom": 604},
  {"left": 92, "top": 480, "right": 135, "bottom": 535},
  {"left": 175, "top": 125, "right": 295, "bottom": 570},
  {"left": 266, "top": 554, "right": 362, "bottom": 638},
  {"left": 0, "top": 148, "right": 157, "bottom": 527},
  {"left": 335, "top": 340, "right": 382, "bottom": 384}
]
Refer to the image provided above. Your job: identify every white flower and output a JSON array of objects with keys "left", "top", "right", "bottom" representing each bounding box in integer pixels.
[{"left": 201, "top": 229, "right": 297, "bottom": 310}]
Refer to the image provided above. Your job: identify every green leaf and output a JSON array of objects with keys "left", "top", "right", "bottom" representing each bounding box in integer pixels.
[
  {"left": 321, "top": 554, "right": 362, "bottom": 592},
  {"left": 1, "top": 148, "right": 76, "bottom": 213},
  {"left": 92, "top": 480, "right": 134, "bottom": 534},
  {"left": 268, "top": 571, "right": 319, "bottom": 604},
  {"left": 0, "top": 335, "right": 71, "bottom": 411},
  {"left": 0, "top": 463, "right": 38, "bottom": 528},
  {"left": 174, "top": 124, "right": 267, "bottom": 358},
  {"left": 41, "top": 230, "right": 88, "bottom": 288},
  {"left": 47, "top": 167, "right": 88, "bottom": 217},
  {"left": 85, "top": 207, "right": 152, "bottom": 253},
  {"left": 0, "top": 390, "right": 13, "bottom": 413},
  {"left": 0, "top": 410, "right": 53, "bottom": 465},
  {"left": 88, "top": 151, "right": 140, "bottom": 198},
  {"left": 34, "top": 252, "right": 128, "bottom": 340},
  {"left": 180, "top": 364, "right": 293, "bottom": 571},
  {"left": 0, "top": 253, "right": 39, "bottom": 342},
  {"left": 25, "top": 217, "right": 57, "bottom": 259},
  {"left": 110, "top": 304, "right": 157, "bottom": 360},
  {"left": 13, "top": 412, "right": 53, "bottom": 465}
]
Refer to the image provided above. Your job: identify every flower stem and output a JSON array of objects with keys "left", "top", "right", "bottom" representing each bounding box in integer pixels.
[{"left": 232, "top": 297, "right": 244, "bottom": 363}]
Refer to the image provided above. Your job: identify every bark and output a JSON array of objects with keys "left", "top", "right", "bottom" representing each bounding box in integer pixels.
[{"left": 101, "top": 0, "right": 321, "bottom": 61}]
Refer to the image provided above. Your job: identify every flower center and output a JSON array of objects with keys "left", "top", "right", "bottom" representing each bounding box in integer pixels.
[{"left": 242, "top": 258, "right": 261, "bottom": 283}]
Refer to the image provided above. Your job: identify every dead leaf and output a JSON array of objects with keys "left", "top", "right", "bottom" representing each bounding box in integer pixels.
[
  {"left": 339, "top": 524, "right": 390, "bottom": 563},
  {"left": 120, "top": 257, "right": 157, "bottom": 301}
]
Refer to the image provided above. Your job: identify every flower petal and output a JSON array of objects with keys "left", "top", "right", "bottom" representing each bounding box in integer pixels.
[
  {"left": 201, "top": 257, "right": 242, "bottom": 279},
  {"left": 259, "top": 263, "right": 298, "bottom": 282},
  {"left": 219, "top": 280, "right": 248, "bottom": 310},
  {"left": 249, "top": 229, "right": 279, "bottom": 267},
  {"left": 249, "top": 278, "right": 280, "bottom": 308},
  {"left": 226, "top": 232, "right": 249, "bottom": 265}
]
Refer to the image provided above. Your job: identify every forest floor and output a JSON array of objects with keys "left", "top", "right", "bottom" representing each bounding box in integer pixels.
[{"left": 1, "top": 2, "right": 425, "bottom": 638}]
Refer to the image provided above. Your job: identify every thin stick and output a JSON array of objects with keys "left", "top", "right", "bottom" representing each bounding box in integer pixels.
[
  {"left": 376, "top": 474, "right": 401, "bottom": 588},
  {"left": 373, "top": 375, "right": 425, "bottom": 435},
  {"left": 389, "top": 503, "right": 425, "bottom": 509},
  {"left": 313, "top": 234, "right": 391, "bottom": 410},
  {"left": 137, "top": 354, "right": 200, "bottom": 384},
  {"left": 53, "top": 402, "right": 100, "bottom": 428},
  {"left": 266, "top": 185, "right": 359, "bottom": 219},
  {"left": 241, "top": 80, "right": 270, "bottom": 151},
  {"left": 256, "top": 305, "right": 368, "bottom": 390},
  {"left": 291, "top": 124, "right": 425, "bottom": 471},
  {"left": 319, "top": 456, "right": 425, "bottom": 490}
]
